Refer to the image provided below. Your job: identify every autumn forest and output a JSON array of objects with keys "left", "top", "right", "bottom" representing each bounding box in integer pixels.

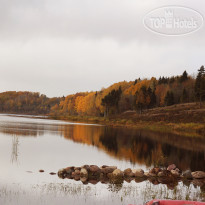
[{"left": 0, "top": 66, "right": 205, "bottom": 118}]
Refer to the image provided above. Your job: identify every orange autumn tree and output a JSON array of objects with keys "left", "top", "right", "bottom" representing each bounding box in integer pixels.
[
  {"left": 0, "top": 91, "right": 61, "bottom": 114},
  {"left": 95, "top": 81, "right": 132, "bottom": 115},
  {"left": 155, "top": 84, "right": 169, "bottom": 106},
  {"left": 83, "top": 92, "right": 98, "bottom": 115},
  {"left": 49, "top": 69, "right": 199, "bottom": 117},
  {"left": 74, "top": 92, "right": 98, "bottom": 116}
]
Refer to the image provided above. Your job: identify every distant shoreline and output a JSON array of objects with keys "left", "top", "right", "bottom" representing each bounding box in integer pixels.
[
  {"left": 49, "top": 117, "right": 205, "bottom": 139},
  {"left": 1, "top": 101, "right": 205, "bottom": 138},
  {"left": 0, "top": 113, "right": 48, "bottom": 120},
  {"left": 50, "top": 102, "right": 205, "bottom": 138}
]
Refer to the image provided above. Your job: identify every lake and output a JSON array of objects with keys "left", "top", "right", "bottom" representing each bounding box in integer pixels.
[{"left": 0, "top": 114, "right": 204, "bottom": 205}]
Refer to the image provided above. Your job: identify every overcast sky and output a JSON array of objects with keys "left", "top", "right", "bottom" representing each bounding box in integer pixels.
[{"left": 0, "top": 0, "right": 205, "bottom": 97}]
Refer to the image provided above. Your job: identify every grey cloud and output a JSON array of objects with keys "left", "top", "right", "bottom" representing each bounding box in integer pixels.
[{"left": 0, "top": 0, "right": 205, "bottom": 96}]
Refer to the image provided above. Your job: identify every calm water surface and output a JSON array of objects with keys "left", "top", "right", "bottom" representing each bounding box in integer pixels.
[{"left": 0, "top": 114, "right": 204, "bottom": 205}]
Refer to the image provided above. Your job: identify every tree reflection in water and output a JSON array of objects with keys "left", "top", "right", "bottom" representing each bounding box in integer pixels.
[
  {"left": 61, "top": 125, "right": 205, "bottom": 171},
  {"left": 1, "top": 120, "right": 204, "bottom": 171}
]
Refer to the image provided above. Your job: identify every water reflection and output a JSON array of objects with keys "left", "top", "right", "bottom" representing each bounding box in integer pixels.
[
  {"left": 0, "top": 115, "right": 205, "bottom": 204},
  {"left": 0, "top": 117, "right": 204, "bottom": 171},
  {"left": 60, "top": 125, "right": 205, "bottom": 171},
  {"left": 0, "top": 122, "right": 44, "bottom": 136}
]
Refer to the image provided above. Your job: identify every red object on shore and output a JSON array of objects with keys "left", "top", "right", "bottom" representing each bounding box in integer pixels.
[{"left": 146, "top": 200, "right": 205, "bottom": 205}]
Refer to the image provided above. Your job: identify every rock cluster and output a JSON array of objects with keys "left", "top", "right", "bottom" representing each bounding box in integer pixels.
[{"left": 58, "top": 164, "right": 205, "bottom": 188}]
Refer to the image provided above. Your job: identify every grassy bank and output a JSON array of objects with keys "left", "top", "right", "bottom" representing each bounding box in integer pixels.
[
  {"left": 50, "top": 102, "right": 205, "bottom": 138},
  {"left": 50, "top": 114, "right": 205, "bottom": 138}
]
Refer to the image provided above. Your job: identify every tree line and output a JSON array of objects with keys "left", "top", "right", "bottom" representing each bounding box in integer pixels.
[
  {"left": 0, "top": 91, "right": 62, "bottom": 114},
  {"left": 0, "top": 66, "right": 205, "bottom": 116},
  {"left": 51, "top": 66, "right": 205, "bottom": 117}
]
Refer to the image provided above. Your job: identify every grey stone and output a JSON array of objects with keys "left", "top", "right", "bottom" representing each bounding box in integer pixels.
[
  {"left": 124, "top": 168, "right": 134, "bottom": 177},
  {"left": 101, "top": 166, "right": 117, "bottom": 174},
  {"left": 183, "top": 170, "right": 192, "bottom": 179},
  {"left": 132, "top": 169, "right": 144, "bottom": 177},
  {"left": 171, "top": 170, "right": 180, "bottom": 177},
  {"left": 80, "top": 168, "right": 88, "bottom": 177},
  {"left": 113, "top": 169, "right": 124, "bottom": 177}
]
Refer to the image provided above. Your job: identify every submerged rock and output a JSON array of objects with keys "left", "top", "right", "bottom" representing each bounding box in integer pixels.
[
  {"left": 81, "top": 165, "right": 90, "bottom": 171},
  {"left": 132, "top": 169, "right": 144, "bottom": 177},
  {"left": 158, "top": 171, "right": 166, "bottom": 177},
  {"left": 171, "top": 170, "right": 180, "bottom": 177},
  {"left": 80, "top": 168, "right": 88, "bottom": 178},
  {"left": 150, "top": 167, "right": 161, "bottom": 175},
  {"left": 144, "top": 172, "right": 149, "bottom": 177},
  {"left": 74, "top": 169, "right": 80, "bottom": 175},
  {"left": 74, "top": 167, "right": 81, "bottom": 171},
  {"left": 154, "top": 167, "right": 162, "bottom": 173},
  {"left": 107, "top": 173, "right": 113, "bottom": 179},
  {"left": 71, "top": 172, "right": 75, "bottom": 178},
  {"left": 101, "top": 165, "right": 109, "bottom": 168},
  {"left": 183, "top": 170, "right": 193, "bottom": 179},
  {"left": 149, "top": 177, "right": 159, "bottom": 185},
  {"left": 88, "top": 179, "right": 99, "bottom": 185},
  {"left": 167, "top": 164, "right": 176, "bottom": 171},
  {"left": 148, "top": 167, "right": 162, "bottom": 177},
  {"left": 124, "top": 177, "right": 132, "bottom": 183},
  {"left": 58, "top": 168, "right": 67, "bottom": 179},
  {"left": 192, "top": 179, "right": 205, "bottom": 187},
  {"left": 147, "top": 173, "right": 157, "bottom": 177},
  {"left": 135, "top": 177, "right": 146, "bottom": 183},
  {"left": 113, "top": 169, "right": 124, "bottom": 177},
  {"left": 100, "top": 174, "right": 109, "bottom": 184},
  {"left": 74, "top": 175, "right": 80, "bottom": 181},
  {"left": 175, "top": 168, "right": 181, "bottom": 173},
  {"left": 147, "top": 172, "right": 157, "bottom": 177},
  {"left": 89, "top": 165, "right": 101, "bottom": 179},
  {"left": 80, "top": 177, "right": 88, "bottom": 184},
  {"left": 111, "top": 169, "right": 124, "bottom": 184},
  {"left": 167, "top": 181, "right": 178, "bottom": 190},
  {"left": 124, "top": 168, "right": 134, "bottom": 177},
  {"left": 57, "top": 164, "right": 205, "bottom": 187},
  {"left": 191, "top": 171, "right": 205, "bottom": 179},
  {"left": 65, "top": 166, "right": 75, "bottom": 175},
  {"left": 90, "top": 165, "right": 101, "bottom": 173},
  {"left": 101, "top": 166, "right": 117, "bottom": 175},
  {"left": 158, "top": 170, "right": 172, "bottom": 178}
]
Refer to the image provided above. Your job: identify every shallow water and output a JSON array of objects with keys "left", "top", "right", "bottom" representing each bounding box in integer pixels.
[{"left": 0, "top": 114, "right": 204, "bottom": 204}]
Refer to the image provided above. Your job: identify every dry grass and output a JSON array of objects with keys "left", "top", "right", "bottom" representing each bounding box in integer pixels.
[{"left": 50, "top": 102, "right": 205, "bottom": 138}]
